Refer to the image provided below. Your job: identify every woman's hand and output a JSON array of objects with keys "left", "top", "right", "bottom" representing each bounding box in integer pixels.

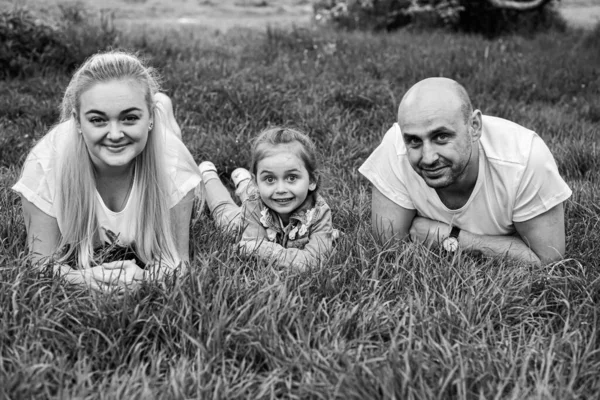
[
  {"left": 53, "top": 260, "right": 144, "bottom": 292},
  {"left": 91, "top": 259, "right": 144, "bottom": 289}
]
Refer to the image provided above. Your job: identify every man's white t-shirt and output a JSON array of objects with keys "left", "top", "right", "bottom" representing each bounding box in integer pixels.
[
  {"left": 12, "top": 118, "right": 201, "bottom": 248},
  {"left": 359, "top": 115, "right": 572, "bottom": 236}
]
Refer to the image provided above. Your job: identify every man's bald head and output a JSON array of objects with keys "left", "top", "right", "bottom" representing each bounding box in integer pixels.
[
  {"left": 398, "top": 77, "right": 473, "bottom": 124},
  {"left": 396, "top": 77, "right": 482, "bottom": 190}
]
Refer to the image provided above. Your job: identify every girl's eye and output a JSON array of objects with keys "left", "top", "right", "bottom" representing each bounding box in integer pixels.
[
  {"left": 287, "top": 175, "right": 298, "bottom": 182},
  {"left": 265, "top": 176, "right": 275, "bottom": 184}
]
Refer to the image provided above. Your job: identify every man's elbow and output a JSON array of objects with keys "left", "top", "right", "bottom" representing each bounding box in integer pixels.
[
  {"left": 537, "top": 250, "right": 566, "bottom": 266},
  {"left": 371, "top": 224, "right": 409, "bottom": 245},
  {"left": 533, "top": 243, "right": 566, "bottom": 266}
]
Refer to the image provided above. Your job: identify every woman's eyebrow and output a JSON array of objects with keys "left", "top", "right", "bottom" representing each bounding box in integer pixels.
[
  {"left": 84, "top": 109, "right": 107, "bottom": 116},
  {"left": 84, "top": 107, "right": 143, "bottom": 116},
  {"left": 120, "top": 107, "right": 143, "bottom": 115}
]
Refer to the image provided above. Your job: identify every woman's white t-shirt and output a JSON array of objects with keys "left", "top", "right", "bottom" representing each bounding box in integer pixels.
[{"left": 12, "top": 118, "right": 201, "bottom": 248}]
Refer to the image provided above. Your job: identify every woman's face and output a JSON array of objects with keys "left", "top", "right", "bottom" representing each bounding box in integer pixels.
[{"left": 77, "top": 79, "right": 152, "bottom": 174}]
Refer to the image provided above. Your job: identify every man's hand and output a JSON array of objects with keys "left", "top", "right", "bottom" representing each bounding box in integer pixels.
[{"left": 409, "top": 217, "right": 451, "bottom": 248}]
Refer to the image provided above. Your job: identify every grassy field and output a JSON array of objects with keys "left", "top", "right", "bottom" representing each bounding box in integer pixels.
[{"left": 1, "top": 3, "right": 600, "bottom": 399}]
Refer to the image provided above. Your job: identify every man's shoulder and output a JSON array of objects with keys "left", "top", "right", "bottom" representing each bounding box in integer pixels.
[
  {"left": 480, "top": 115, "right": 538, "bottom": 166},
  {"left": 381, "top": 122, "right": 407, "bottom": 155}
]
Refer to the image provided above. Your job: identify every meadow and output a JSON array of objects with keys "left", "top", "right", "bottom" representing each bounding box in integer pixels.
[{"left": 1, "top": 2, "right": 600, "bottom": 398}]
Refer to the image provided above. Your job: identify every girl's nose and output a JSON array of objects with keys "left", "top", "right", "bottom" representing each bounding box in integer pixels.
[{"left": 275, "top": 181, "right": 287, "bottom": 193}]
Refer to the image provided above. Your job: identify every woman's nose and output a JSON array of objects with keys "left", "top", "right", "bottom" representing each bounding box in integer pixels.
[{"left": 107, "top": 122, "right": 124, "bottom": 140}]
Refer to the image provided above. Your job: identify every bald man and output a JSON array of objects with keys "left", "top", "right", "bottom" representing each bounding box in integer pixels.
[{"left": 359, "top": 78, "right": 571, "bottom": 265}]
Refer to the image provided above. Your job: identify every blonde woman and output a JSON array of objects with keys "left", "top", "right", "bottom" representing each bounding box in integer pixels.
[{"left": 12, "top": 51, "right": 201, "bottom": 291}]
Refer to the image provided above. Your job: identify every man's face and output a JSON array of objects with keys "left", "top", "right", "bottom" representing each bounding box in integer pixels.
[{"left": 400, "top": 105, "right": 474, "bottom": 189}]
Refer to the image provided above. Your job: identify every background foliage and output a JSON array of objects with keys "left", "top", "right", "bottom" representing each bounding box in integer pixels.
[
  {"left": 1, "top": 3, "right": 600, "bottom": 399},
  {"left": 313, "top": 0, "right": 566, "bottom": 36}
]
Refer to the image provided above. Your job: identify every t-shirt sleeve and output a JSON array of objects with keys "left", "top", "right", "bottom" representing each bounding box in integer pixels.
[
  {"left": 11, "top": 130, "right": 59, "bottom": 218},
  {"left": 162, "top": 129, "right": 202, "bottom": 209},
  {"left": 513, "top": 135, "right": 572, "bottom": 222},
  {"left": 358, "top": 124, "right": 415, "bottom": 210}
]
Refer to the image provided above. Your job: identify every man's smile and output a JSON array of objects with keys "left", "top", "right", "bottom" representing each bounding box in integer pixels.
[{"left": 420, "top": 166, "right": 448, "bottom": 176}]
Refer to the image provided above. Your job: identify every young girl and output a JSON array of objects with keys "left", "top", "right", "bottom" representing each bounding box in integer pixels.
[
  {"left": 13, "top": 51, "right": 201, "bottom": 291},
  {"left": 199, "top": 127, "right": 335, "bottom": 271}
]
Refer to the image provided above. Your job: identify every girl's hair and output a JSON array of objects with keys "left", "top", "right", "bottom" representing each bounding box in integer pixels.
[
  {"left": 250, "top": 127, "right": 320, "bottom": 192},
  {"left": 55, "top": 50, "right": 178, "bottom": 269}
]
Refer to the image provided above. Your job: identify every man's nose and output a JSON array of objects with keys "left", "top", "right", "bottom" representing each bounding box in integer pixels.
[{"left": 421, "top": 142, "right": 439, "bottom": 165}]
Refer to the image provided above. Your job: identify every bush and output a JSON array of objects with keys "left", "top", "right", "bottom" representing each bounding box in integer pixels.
[
  {"left": 456, "top": 0, "right": 566, "bottom": 37},
  {"left": 582, "top": 21, "right": 600, "bottom": 53},
  {"left": 313, "top": 0, "right": 566, "bottom": 36},
  {"left": 0, "top": 5, "right": 118, "bottom": 78}
]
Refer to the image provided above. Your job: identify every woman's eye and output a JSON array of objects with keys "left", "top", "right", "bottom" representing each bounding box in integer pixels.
[
  {"left": 123, "top": 115, "right": 140, "bottom": 123},
  {"left": 265, "top": 176, "right": 275, "bottom": 184},
  {"left": 89, "top": 118, "right": 105, "bottom": 125},
  {"left": 287, "top": 175, "right": 298, "bottom": 182}
]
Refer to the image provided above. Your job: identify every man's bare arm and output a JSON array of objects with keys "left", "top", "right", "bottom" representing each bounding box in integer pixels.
[
  {"left": 371, "top": 186, "right": 416, "bottom": 244},
  {"left": 410, "top": 203, "right": 566, "bottom": 265}
]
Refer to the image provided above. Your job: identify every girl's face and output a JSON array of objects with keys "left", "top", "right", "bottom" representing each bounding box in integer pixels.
[
  {"left": 77, "top": 79, "right": 152, "bottom": 174},
  {"left": 255, "top": 143, "right": 316, "bottom": 224}
]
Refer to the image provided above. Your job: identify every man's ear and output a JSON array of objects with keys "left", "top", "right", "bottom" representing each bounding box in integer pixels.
[{"left": 469, "top": 109, "right": 483, "bottom": 142}]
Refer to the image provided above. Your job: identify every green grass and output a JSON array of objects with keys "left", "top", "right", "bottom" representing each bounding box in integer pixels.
[{"left": 1, "top": 16, "right": 600, "bottom": 399}]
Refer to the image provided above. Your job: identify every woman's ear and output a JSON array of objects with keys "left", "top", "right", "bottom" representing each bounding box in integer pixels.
[
  {"left": 72, "top": 110, "right": 82, "bottom": 133},
  {"left": 308, "top": 177, "right": 317, "bottom": 191}
]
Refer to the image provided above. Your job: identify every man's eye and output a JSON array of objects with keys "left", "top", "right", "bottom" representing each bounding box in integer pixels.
[
  {"left": 436, "top": 134, "right": 450, "bottom": 142},
  {"left": 407, "top": 138, "right": 421, "bottom": 147}
]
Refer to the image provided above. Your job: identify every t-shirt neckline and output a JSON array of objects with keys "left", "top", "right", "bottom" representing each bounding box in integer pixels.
[{"left": 95, "top": 168, "right": 138, "bottom": 216}]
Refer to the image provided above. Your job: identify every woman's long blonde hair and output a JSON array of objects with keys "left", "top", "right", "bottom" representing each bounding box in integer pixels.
[{"left": 55, "top": 50, "right": 178, "bottom": 269}]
